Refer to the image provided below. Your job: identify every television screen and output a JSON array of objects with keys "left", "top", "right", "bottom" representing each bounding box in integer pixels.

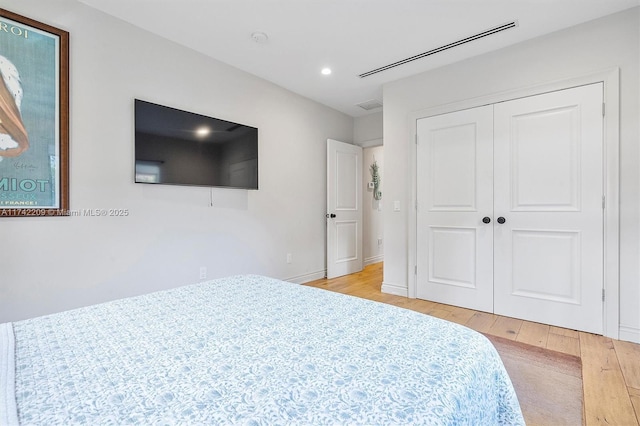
[{"left": 134, "top": 99, "right": 258, "bottom": 189}]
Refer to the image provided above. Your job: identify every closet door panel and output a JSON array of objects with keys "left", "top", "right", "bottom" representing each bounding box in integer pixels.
[
  {"left": 493, "top": 83, "right": 604, "bottom": 334},
  {"left": 416, "top": 106, "right": 494, "bottom": 313}
]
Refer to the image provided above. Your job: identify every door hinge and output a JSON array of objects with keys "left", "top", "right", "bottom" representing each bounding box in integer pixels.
[
  {"left": 602, "top": 289, "right": 605, "bottom": 302},
  {"left": 602, "top": 103, "right": 605, "bottom": 117},
  {"left": 415, "top": 200, "right": 419, "bottom": 211},
  {"left": 415, "top": 265, "right": 417, "bottom": 275},
  {"left": 415, "top": 134, "right": 418, "bottom": 145},
  {"left": 602, "top": 195, "right": 605, "bottom": 210}
]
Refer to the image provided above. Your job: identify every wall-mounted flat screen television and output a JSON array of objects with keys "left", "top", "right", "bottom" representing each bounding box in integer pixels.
[{"left": 134, "top": 99, "right": 258, "bottom": 189}]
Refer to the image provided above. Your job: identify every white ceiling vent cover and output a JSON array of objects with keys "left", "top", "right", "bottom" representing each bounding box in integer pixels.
[
  {"left": 356, "top": 99, "right": 383, "bottom": 111},
  {"left": 359, "top": 21, "right": 518, "bottom": 78}
]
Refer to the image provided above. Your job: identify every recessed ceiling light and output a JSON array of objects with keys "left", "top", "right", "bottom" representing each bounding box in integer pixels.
[
  {"left": 251, "top": 32, "right": 269, "bottom": 43},
  {"left": 321, "top": 67, "right": 332, "bottom": 75},
  {"left": 195, "top": 127, "right": 210, "bottom": 137}
]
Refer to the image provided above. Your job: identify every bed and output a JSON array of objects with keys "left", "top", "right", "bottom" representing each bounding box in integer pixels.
[{"left": 1, "top": 275, "right": 524, "bottom": 425}]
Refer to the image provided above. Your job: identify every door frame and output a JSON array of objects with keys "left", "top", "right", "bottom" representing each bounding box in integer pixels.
[{"left": 407, "top": 68, "right": 620, "bottom": 339}]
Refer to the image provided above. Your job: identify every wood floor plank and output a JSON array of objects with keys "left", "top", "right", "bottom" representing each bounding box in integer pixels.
[
  {"left": 549, "top": 326, "right": 580, "bottom": 338},
  {"left": 580, "top": 332, "right": 637, "bottom": 426},
  {"left": 402, "top": 299, "right": 437, "bottom": 313},
  {"left": 425, "top": 308, "right": 452, "bottom": 320},
  {"left": 464, "top": 311, "right": 497, "bottom": 334},
  {"left": 443, "top": 306, "right": 476, "bottom": 326},
  {"left": 401, "top": 299, "right": 438, "bottom": 315},
  {"left": 516, "top": 321, "right": 550, "bottom": 348},
  {"left": 612, "top": 339, "right": 640, "bottom": 389},
  {"left": 547, "top": 333, "right": 581, "bottom": 357},
  {"left": 488, "top": 316, "right": 523, "bottom": 340},
  {"left": 629, "top": 387, "right": 640, "bottom": 424}
]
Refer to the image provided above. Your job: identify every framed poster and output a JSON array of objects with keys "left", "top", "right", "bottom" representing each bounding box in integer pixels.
[{"left": 0, "top": 9, "right": 69, "bottom": 217}]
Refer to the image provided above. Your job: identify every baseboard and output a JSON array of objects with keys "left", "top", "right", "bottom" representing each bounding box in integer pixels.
[
  {"left": 286, "top": 270, "right": 326, "bottom": 285},
  {"left": 364, "top": 255, "right": 384, "bottom": 266},
  {"left": 381, "top": 281, "right": 408, "bottom": 297},
  {"left": 618, "top": 325, "right": 640, "bottom": 344}
]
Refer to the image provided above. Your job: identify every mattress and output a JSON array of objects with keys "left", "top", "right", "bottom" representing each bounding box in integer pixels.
[{"left": 1, "top": 275, "right": 524, "bottom": 425}]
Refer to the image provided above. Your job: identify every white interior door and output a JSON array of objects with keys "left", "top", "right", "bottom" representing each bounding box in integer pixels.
[
  {"left": 416, "top": 106, "right": 494, "bottom": 312},
  {"left": 493, "top": 83, "right": 604, "bottom": 334},
  {"left": 327, "top": 139, "right": 363, "bottom": 279}
]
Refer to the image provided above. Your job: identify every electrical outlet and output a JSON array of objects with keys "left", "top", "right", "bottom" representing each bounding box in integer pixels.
[
  {"left": 199, "top": 267, "right": 207, "bottom": 280},
  {"left": 286, "top": 253, "right": 292, "bottom": 264}
]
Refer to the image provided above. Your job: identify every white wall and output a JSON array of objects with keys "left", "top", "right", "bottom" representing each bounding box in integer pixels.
[
  {"left": 354, "top": 111, "right": 383, "bottom": 147},
  {"left": 362, "top": 146, "right": 384, "bottom": 265},
  {"left": 355, "top": 113, "right": 384, "bottom": 265},
  {"left": 383, "top": 8, "right": 640, "bottom": 341},
  {"left": 0, "top": 0, "right": 353, "bottom": 323}
]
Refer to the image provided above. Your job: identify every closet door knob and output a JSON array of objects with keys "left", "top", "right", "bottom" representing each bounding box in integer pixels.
[
  {"left": 482, "top": 217, "right": 491, "bottom": 224},
  {"left": 497, "top": 217, "right": 506, "bottom": 224}
]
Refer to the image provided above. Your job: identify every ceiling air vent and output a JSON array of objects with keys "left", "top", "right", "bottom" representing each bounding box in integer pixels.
[
  {"left": 359, "top": 21, "right": 518, "bottom": 78},
  {"left": 356, "top": 99, "right": 383, "bottom": 111}
]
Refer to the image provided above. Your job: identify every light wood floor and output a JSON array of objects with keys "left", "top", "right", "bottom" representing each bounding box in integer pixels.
[{"left": 306, "top": 262, "right": 640, "bottom": 426}]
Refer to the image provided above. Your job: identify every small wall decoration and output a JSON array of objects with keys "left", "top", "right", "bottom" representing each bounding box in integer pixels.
[
  {"left": 0, "top": 9, "right": 69, "bottom": 217},
  {"left": 370, "top": 159, "right": 382, "bottom": 201}
]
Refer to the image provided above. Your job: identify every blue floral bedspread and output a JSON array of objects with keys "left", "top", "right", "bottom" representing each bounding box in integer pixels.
[{"left": 1, "top": 275, "right": 524, "bottom": 425}]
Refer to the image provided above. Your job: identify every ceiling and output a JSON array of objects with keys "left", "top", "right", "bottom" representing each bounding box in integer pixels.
[{"left": 78, "top": 0, "right": 639, "bottom": 117}]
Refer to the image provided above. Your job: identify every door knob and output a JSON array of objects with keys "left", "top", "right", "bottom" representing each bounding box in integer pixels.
[
  {"left": 497, "top": 217, "right": 506, "bottom": 224},
  {"left": 482, "top": 217, "right": 491, "bottom": 224},
  {"left": 326, "top": 213, "right": 336, "bottom": 218}
]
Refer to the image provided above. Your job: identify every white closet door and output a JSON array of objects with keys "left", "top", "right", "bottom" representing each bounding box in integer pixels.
[
  {"left": 493, "top": 83, "right": 604, "bottom": 334},
  {"left": 416, "top": 106, "right": 494, "bottom": 313}
]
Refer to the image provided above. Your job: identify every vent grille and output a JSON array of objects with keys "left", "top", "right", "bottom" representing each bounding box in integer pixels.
[
  {"left": 359, "top": 21, "right": 518, "bottom": 78},
  {"left": 356, "top": 99, "right": 383, "bottom": 111}
]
